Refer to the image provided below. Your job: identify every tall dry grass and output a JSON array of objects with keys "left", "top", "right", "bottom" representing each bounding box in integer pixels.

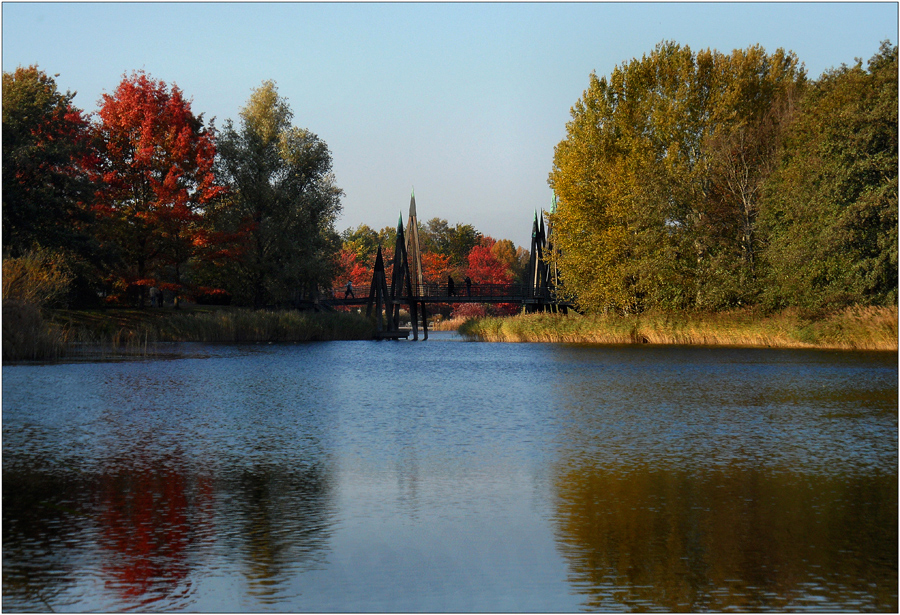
[
  {"left": 2, "top": 249, "right": 72, "bottom": 307},
  {"left": 47, "top": 307, "right": 376, "bottom": 359},
  {"left": 155, "top": 309, "right": 375, "bottom": 342},
  {"left": 459, "top": 306, "right": 898, "bottom": 350},
  {"left": 3, "top": 250, "right": 73, "bottom": 361}
]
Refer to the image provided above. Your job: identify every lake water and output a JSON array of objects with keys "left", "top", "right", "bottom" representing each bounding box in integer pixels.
[{"left": 3, "top": 334, "right": 897, "bottom": 612}]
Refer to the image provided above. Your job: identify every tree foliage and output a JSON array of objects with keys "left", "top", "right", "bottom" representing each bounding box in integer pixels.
[
  {"left": 2, "top": 66, "right": 97, "bottom": 257},
  {"left": 419, "top": 217, "right": 481, "bottom": 271},
  {"left": 93, "top": 71, "right": 223, "bottom": 302},
  {"left": 489, "top": 238, "right": 529, "bottom": 283},
  {"left": 549, "top": 42, "right": 808, "bottom": 313},
  {"left": 340, "top": 224, "right": 381, "bottom": 264},
  {"left": 466, "top": 238, "right": 512, "bottom": 285},
  {"left": 759, "top": 41, "right": 898, "bottom": 309},
  {"left": 215, "top": 80, "right": 343, "bottom": 307}
]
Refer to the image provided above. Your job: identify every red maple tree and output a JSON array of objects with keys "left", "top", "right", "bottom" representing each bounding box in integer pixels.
[
  {"left": 331, "top": 248, "right": 372, "bottom": 300},
  {"left": 93, "top": 71, "right": 225, "bottom": 304},
  {"left": 466, "top": 241, "right": 512, "bottom": 286},
  {"left": 422, "top": 252, "right": 454, "bottom": 284},
  {"left": 464, "top": 237, "right": 518, "bottom": 316}
]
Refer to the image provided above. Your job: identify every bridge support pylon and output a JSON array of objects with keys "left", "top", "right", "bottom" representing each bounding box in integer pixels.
[{"left": 365, "top": 192, "right": 429, "bottom": 340}]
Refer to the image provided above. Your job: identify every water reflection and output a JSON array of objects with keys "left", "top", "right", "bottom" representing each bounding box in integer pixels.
[
  {"left": 223, "top": 462, "right": 334, "bottom": 603},
  {"left": 554, "top": 462, "right": 897, "bottom": 611},
  {"left": 2, "top": 461, "right": 92, "bottom": 611},
  {"left": 97, "top": 456, "right": 212, "bottom": 607},
  {"left": 548, "top": 345, "right": 898, "bottom": 611},
  {"left": 3, "top": 343, "right": 896, "bottom": 611},
  {"left": 3, "top": 348, "right": 339, "bottom": 611}
]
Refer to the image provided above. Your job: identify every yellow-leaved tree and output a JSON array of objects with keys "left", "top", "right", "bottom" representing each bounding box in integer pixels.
[{"left": 549, "top": 42, "right": 804, "bottom": 313}]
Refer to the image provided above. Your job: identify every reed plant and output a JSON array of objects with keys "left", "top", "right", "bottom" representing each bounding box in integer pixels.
[
  {"left": 154, "top": 309, "right": 374, "bottom": 342},
  {"left": 459, "top": 306, "right": 898, "bottom": 350},
  {"left": 3, "top": 300, "right": 69, "bottom": 361},
  {"left": 9, "top": 307, "right": 376, "bottom": 362},
  {"left": 2, "top": 250, "right": 73, "bottom": 361},
  {"left": 430, "top": 316, "right": 469, "bottom": 331}
]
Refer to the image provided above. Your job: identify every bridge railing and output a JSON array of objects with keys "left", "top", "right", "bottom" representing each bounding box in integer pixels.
[{"left": 321, "top": 282, "right": 558, "bottom": 302}]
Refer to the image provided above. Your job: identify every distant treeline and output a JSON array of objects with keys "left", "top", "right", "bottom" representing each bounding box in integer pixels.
[{"left": 549, "top": 41, "right": 897, "bottom": 314}]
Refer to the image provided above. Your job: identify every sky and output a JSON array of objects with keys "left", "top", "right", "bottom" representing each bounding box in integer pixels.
[{"left": 3, "top": 2, "right": 896, "bottom": 248}]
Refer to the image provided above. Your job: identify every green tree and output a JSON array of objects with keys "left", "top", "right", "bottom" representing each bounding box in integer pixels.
[
  {"left": 215, "top": 80, "right": 343, "bottom": 307},
  {"left": 419, "top": 217, "right": 481, "bottom": 270},
  {"left": 698, "top": 47, "right": 805, "bottom": 307},
  {"left": 759, "top": 41, "right": 898, "bottom": 309},
  {"left": 2, "top": 66, "right": 97, "bottom": 258},
  {"left": 341, "top": 224, "right": 380, "bottom": 264},
  {"left": 549, "top": 42, "right": 804, "bottom": 313}
]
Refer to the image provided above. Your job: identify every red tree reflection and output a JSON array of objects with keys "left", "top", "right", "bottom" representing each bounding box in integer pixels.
[{"left": 97, "top": 456, "right": 213, "bottom": 606}]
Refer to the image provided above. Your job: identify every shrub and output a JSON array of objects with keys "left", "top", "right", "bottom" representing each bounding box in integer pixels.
[
  {"left": 451, "top": 303, "right": 489, "bottom": 319},
  {"left": 2, "top": 249, "right": 72, "bottom": 307},
  {"left": 2, "top": 250, "right": 72, "bottom": 361}
]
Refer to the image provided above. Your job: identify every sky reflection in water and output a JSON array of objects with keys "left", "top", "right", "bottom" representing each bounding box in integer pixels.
[{"left": 3, "top": 340, "right": 896, "bottom": 611}]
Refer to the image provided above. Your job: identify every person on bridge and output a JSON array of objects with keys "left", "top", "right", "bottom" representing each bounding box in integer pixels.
[
  {"left": 447, "top": 275, "right": 455, "bottom": 297},
  {"left": 345, "top": 281, "right": 354, "bottom": 299},
  {"left": 465, "top": 276, "right": 472, "bottom": 296}
]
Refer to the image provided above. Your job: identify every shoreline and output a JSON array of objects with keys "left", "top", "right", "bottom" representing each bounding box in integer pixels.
[
  {"left": 457, "top": 306, "right": 898, "bottom": 351},
  {"left": 4, "top": 304, "right": 897, "bottom": 363},
  {"left": 3, "top": 305, "right": 376, "bottom": 363}
]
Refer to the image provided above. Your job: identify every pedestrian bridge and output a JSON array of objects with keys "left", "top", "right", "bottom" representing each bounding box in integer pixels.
[
  {"left": 317, "top": 191, "right": 567, "bottom": 340},
  {"left": 321, "top": 282, "right": 566, "bottom": 307}
]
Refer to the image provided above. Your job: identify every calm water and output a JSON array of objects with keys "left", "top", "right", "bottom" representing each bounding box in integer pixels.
[{"left": 3, "top": 334, "right": 897, "bottom": 612}]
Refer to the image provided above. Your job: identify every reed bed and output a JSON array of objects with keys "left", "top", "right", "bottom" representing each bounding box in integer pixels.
[
  {"left": 155, "top": 309, "right": 375, "bottom": 343},
  {"left": 459, "top": 306, "right": 898, "bottom": 350},
  {"left": 3, "top": 307, "right": 376, "bottom": 363},
  {"left": 2, "top": 300, "right": 69, "bottom": 361},
  {"left": 429, "top": 316, "right": 469, "bottom": 331}
]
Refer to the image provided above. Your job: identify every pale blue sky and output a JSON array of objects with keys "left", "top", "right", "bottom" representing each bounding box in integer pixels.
[{"left": 3, "top": 2, "right": 896, "bottom": 248}]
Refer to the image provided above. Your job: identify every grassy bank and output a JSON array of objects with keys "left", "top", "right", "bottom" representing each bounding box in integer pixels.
[
  {"left": 458, "top": 306, "right": 898, "bottom": 350},
  {"left": 3, "top": 305, "right": 376, "bottom": 362}
]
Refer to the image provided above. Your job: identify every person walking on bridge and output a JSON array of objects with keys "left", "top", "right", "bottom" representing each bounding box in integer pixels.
[
  {"left": 447, "top": 275, "right": 455, "bottom": 297},
  {"left": 345, "top": 281, "right": 354, "bottom": 299},
  {"left": 465, "top": 276, "right": 472, "bottom": 297}
]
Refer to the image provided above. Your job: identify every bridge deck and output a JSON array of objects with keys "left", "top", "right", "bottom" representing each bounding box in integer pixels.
[{"left": 321, "top": 282, "right": 570, "bottom": 307}]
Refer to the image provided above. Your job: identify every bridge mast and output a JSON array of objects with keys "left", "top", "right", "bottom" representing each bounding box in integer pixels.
[{"left": 406, "top": 190, "right": 428, "bottom": 340}]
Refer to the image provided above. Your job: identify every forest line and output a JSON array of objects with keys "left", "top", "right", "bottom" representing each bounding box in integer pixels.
[{"left": 2, "top": 40, "right": 896, "bottom": 357}]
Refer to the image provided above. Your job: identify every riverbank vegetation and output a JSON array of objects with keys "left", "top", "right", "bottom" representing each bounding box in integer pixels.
[
  {"left": 459, "top": 307, "right": 898, "bottom": 350},
  {"left": 4, "top": 304, "right": 374, "bottom": 362},
  {"left": 2, "top": 250, "right": 372, "bottom": 362},
  {"left": 55, "top": 307, "right": 374, "bottom": 345}
]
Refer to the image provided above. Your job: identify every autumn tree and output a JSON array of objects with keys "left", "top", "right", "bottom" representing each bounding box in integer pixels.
[
  {"left": 3, "top": 66, "right": 98, "bottom": 258},
  {"left": 759, "top": 41, "right": 898, "bottom": 309},
  {"left": 699, "top": 47, "right": 805, "bottom": 306},
  {"left": 215, "top": 80, "right": 343, "bottom": 307},
  {"left": 330, "top": 248, "right": 371, "bottom": 299},
  {"left": 422, "top": 251, "right": 454, "bottom": 284},
  {"left": 489, "top": 238, "right": 529, "bottom": 283},
  {"left": 549, "top": 42, "right": 804, "bottom": 313},
  {"left": 419, "top": 217, "right": 481, "bottom": 272},
  {"left": 464, "top": 237, "right": 510, "bottom": 284},
  {"left": 94, "top": 71, "right": 223, "bottom": 305},
  {"left": 341, "top": 224, "right": 381, "bottom": 265}
]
